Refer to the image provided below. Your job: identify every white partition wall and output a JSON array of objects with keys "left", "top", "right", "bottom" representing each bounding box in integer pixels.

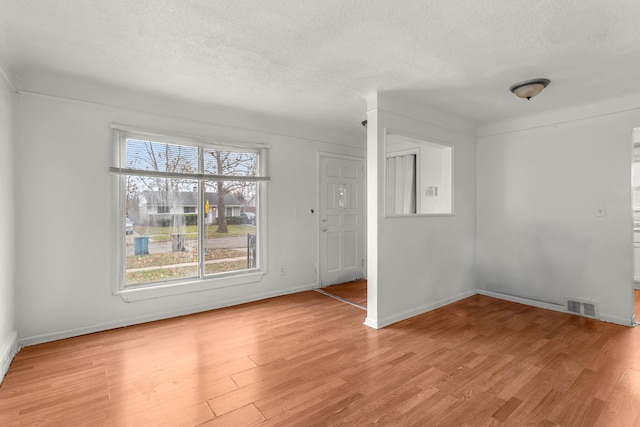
[
  {"left": 0, "top": 71, "right": 17, "bottom": 382},
  {"left": 365, "top": 94, "right": 477, "bottom": 328}
]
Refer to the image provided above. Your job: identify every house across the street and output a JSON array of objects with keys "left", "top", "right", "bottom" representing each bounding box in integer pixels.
[{"left": 137, "top": 191, "right": 251, "bottom": 225}]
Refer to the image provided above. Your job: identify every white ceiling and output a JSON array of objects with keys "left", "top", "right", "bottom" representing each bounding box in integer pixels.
[{"left": 2, "top": 0, "right": 640, "bottom": 136}]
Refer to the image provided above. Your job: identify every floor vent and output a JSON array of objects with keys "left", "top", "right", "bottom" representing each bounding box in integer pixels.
[{"left": 565, "top": 298, "right": 599, "bottom": 319}]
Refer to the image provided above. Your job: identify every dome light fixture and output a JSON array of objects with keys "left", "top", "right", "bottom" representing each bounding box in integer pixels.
[{"left": 509, "top": 78, "right": 550, "bottom": 100}]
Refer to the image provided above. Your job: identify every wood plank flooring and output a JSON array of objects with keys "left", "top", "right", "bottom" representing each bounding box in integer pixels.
[
  {"left": 320, "top": 279, "right": 367, "bottom": 308},
  {"left": 2, "top": 291, "right": 640, "bottom": 426}
]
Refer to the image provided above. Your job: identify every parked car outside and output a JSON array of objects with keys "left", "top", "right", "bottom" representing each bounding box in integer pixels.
[
  {"left": 240, "top": 212, "right": 256, "bottom": 225},
  {"left": 125, "top": 218, "right": 134, "bottom": 234}
]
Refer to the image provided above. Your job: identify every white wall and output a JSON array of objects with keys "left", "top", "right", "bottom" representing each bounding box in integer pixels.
[
  {"left": 477, "top": 102, "right": 638, "bottom": 325},
  {"left": 366, "top": 95, "right": 477, "bottom": 328},
  {"left": 420, "top": 144, "right": 452, "bottom": 214},
  {"left": 14, "top": 90, "right": 364, "bottom": 345},
  {"left": 0, "top": 71, "right": 17, "bottom": 382}
]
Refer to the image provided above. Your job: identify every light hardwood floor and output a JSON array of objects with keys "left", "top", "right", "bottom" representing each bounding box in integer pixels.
[
  {"left": 2, "top": 291, "right": 640, "bottom": 426},
  {"left": 321, "top": 279, "right": 367, "bottom": 308}
]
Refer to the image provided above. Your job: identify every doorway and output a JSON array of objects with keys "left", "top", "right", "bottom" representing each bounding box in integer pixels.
[
  {"left": 632, "top": 128, "right": 640, "bottom": 323},
  {"left": 317, "top": 154, "right": 365, "bottom": 288},
  {"left": 317, "top": 279, "right": 367, "bottom": 310}
]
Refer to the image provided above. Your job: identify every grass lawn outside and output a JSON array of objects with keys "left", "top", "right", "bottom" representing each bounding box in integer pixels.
[{"left": 125, "top": 248, "right": 249, "bottom": 285}]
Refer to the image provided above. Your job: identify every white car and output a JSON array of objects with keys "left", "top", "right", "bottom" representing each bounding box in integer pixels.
[{"left": 125, "top": 218, "right": 134, "bottom": 234}]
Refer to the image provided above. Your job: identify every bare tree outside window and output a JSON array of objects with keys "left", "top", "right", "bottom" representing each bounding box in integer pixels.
[
  {"left": 205, "top": 149, "right": 257, "bottom": 233},
  {"left": 127, "top": 139, "right": 197, "bottom": 192}
]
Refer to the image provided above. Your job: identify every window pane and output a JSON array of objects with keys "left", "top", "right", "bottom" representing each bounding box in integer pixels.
[
  {"left": 203, "top": 180, "right": 258, "bottom": 275},
  {"left": 126, "top": 138, "right": 199, "bottom": 174},
  {"left": 203, "top": 148, "right": 258, "bottom": 177},
  {"left": 125, "top": 178, "right": 199, "bottom": 286}
]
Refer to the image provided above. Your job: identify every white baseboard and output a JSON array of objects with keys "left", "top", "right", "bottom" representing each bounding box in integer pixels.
[
  {"left": 363, "top": 317, "right": 379, "bottom": 329},
  {"left": 477, "top": 289, "right": 634, "bottom": 327},
  {"left": 369, "top": 289, "right": 477, "bottom": 330},
  {"left": 0, "top": 330, "right": 18, "bottom": 384},
  {"left": 19, "top": 283, "right": 318, "bottom": 347},
  {"left": 600, "top": 313, "right": 635, "bottom": 327},
  {"left": 477, "top": 290, "right": 566, "bottom": 313},
  {"left": 17, "top": 283, "right": 637, "bottom": 347}
]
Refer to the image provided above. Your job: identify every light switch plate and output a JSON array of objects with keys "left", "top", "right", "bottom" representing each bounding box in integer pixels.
[{"left": 595, "top": 206, "right": 606, "bottom": 218}]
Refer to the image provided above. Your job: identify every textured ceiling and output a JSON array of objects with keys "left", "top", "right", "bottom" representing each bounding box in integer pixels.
[{"left": 2, "top": 0, "right": 640, "bottom": 136}]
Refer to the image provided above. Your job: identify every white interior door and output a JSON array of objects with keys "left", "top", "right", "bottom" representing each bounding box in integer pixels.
[{"left": 318, "top": 154, "right": 364, "bottom": 286}]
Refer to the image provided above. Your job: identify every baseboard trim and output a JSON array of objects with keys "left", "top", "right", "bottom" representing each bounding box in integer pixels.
[
  {"left": 476, "top": 290, "right": 634, "bottom": 327},
  {"left": 19, "top": 283, "right": 318, "bottom": 347},
  {"left": 477, "top": 290, "right": 566, "bottom": 313},
  {"left": 600, "top": 313, "right": 635, "bottom": 327},
  {"left": 372, "top": 289, "right": 477, "bottom": 329},
  {"left": 0, "top": 330, "right": 18, "bottom": 384},
  {"left": 363, "top": 317, "right": 379, "bottom": 329},
  {"left": 17, "top": 284, "right": 637, "bottom": 346}
]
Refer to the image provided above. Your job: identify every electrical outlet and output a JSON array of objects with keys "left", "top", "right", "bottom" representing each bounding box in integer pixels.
[{"left": 279, "top": 264, "right": 286, "bottom": 275}]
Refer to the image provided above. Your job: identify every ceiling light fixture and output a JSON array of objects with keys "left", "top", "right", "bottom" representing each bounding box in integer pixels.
[{"left": 509, "top": 78, "right": 550, "bottom": 100}]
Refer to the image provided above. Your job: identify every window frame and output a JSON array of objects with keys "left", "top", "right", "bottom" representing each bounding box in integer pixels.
[{"left": 111, "top": 124, "right": 269, "bottom": 301}]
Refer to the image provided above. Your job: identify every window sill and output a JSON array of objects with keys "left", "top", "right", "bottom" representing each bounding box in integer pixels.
[{"left": 115, "top": 270, "right": 265, "bottom": 302}]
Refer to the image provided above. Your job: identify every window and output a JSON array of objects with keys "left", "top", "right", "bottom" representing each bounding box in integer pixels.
[
  {"left": 385, "top": 131, "right": 453, "bottom": 215},
  {"left": 111, "top": 125, "right": 269, "bottom": 297}
]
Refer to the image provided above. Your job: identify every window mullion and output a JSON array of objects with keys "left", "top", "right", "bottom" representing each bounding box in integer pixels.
[{"left": 198, "top": 146, "right": 205, "bottom": 279}]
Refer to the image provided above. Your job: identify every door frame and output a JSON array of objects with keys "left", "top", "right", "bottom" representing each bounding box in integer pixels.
[
  {"left": 632, "top": 128, "right": 640, "bottom": 325},
  {"left": 316, "top": 151, "right": 366, "bottom": 287}
]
